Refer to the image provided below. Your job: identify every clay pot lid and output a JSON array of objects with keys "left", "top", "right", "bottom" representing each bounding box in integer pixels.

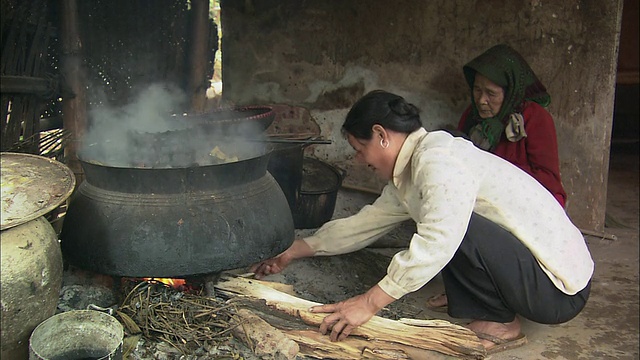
[{"left": 1, "top": 152, "right": 76, "bottom": 230}]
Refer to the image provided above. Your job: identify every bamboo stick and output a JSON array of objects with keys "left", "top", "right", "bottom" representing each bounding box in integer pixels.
[
  {"left": 60, "top": 0, "right": 88, "bottom": 182},
  {"left": 341, "top": 183, "right": 383, "bottom": 195},
  {"left": 187, "top": 0, "right": 209, "bottom": 113},
  {"left": 579, "top": 228, "right": 617, "bottom": 241}
]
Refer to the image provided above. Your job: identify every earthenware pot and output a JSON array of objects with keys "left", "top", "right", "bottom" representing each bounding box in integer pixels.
[{"left": 0, "top": 152, "right": 76, "bottom": 360}]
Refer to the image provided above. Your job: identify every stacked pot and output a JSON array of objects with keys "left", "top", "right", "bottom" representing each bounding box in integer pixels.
[{"left": 0, "top": 153, "right": 76, "bottom": 360}]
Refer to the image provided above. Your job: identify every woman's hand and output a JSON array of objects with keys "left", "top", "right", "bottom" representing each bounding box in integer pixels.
[
  {"left": 249, "top": 239, "right": 315, "bottom": 279},
  {"left": 249, "top": 253, "right": 291, "bottom": 279},
  {"left": 309, "top": 285, "right": 395, "bottom": 341}
]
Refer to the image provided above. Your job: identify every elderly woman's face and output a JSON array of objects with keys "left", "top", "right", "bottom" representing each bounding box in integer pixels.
[{"left": 473, "top": 73, "right": 505, "bottom": 118}]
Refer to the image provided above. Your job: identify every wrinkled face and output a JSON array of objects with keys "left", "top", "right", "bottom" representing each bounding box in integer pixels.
[
  {"left": 473, "top": 73, "right": 505, "bottom": 119},
  {"left": 347, "top": 133, "right": 394, "bottom": 181}
]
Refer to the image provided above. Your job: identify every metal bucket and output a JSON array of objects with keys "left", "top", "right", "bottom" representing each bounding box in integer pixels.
[
  {"left": 29, "top": 310, "right": 124, "bottom": 360},
  {"left": 293, "top": 157, "right": 345, "bottom": 229}
]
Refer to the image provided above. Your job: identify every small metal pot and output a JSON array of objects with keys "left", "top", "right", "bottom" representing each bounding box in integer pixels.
[
  {"left": 267, "top": 138, "right": 333, "bottom": 215},
  {"left": 293, "top": 157, "right": 345, "bottom": 229},
  {"left": 29, "top": 310, "right": 124, "bottom": 360},
  {"left": 268, "top": 143, "right": 305, "bottom": 212}
]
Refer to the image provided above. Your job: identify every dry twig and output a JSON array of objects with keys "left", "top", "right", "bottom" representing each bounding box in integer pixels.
[{"left": 117, "top": 280, "right": 239, "bottom": 354}]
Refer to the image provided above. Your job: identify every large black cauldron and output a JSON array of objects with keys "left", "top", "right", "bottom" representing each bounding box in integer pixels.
[{"left": 60, "top": 149, "right": 294, "bottom": 278}]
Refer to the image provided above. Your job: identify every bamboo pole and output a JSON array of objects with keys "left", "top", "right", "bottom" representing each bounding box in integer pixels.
[
  {"left": 188, "top": 0, "right": 210, "bottom": 113},
  {"left": 59, "top": 0, "right": 88, "bottom": 184}
]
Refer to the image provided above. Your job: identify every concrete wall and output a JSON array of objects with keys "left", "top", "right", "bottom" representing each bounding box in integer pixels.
[{"left": 219, "top": 0, "right": 623, "bottom": 231}]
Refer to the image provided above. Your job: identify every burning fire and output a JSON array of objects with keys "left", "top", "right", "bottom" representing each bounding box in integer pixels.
[
  {"left": 123, "top": 277, "right": 202, "bottom": 294},
  {"left": 144, "top": 277, "right": 187, "bottom": 289}
]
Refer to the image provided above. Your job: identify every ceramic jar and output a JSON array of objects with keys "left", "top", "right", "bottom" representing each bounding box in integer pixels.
[{"left": 0, "top": 153, "right": 75, "bottom": 360}]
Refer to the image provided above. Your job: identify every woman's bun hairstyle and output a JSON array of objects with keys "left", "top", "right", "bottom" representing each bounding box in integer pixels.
[{"left": 343, "top": 90, "right": 422, "bottom": 140}]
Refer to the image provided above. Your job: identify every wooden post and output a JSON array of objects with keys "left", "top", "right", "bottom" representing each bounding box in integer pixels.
[
  {"left": 188, "top": 0, "right": 210, "bottom": 113},
  {"left": 59, "top": 0, "right": 87, "bottom": 184}
]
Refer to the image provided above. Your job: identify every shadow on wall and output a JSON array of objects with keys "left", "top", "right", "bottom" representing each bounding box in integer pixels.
[{"left": 612, "top": 84, "right": 639, "bottom": 142}]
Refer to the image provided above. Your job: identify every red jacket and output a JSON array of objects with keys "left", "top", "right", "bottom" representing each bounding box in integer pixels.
[{"left": 458, "top": 101, "right": 567, "bottom": 207}]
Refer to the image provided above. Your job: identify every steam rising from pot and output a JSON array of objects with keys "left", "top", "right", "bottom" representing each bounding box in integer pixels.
[{"left": 81, "top": 83, "right": 269, "bottom": 168}]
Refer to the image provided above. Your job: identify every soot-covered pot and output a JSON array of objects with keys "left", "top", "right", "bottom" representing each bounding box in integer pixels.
[{"left": 60, "top": 141, "right": 294, "bottom": 278}]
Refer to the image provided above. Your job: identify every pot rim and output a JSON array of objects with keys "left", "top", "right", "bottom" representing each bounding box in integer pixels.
[
  {"left": 0, "top": 152, "right": 76, "bottom": 230},
  {"left": 299, "top": 157, "right": 345, "bottom": 195},
  {"left": 77, "top": 144, "right": 275, "bottom": 170},
  {"left": 183, "top": 105, "right": 276, "bottom": 132},
  {"left": 29, "top": 309, "right": 123, "bottom": 360}
]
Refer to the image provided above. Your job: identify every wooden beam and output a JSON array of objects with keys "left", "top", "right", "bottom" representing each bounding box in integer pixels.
[{"left": 0, "top": 76, "right": 52, "bottom": 96}]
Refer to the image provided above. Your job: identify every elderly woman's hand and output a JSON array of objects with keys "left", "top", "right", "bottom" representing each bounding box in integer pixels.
[{"left": 309, "top": 285, "right": 395, "bottom": 341}]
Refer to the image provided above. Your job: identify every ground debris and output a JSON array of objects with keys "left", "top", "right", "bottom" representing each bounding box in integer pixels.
[{"left": 117, "top": 279, "right": 246, "bottom": 358}]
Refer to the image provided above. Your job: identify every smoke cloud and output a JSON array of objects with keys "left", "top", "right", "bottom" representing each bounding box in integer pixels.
[{"left": 81, "top": 83, "right": 268, "bottom": 168}]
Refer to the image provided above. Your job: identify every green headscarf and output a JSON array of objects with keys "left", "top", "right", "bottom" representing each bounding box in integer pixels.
[{"left": 462, "top": 44, "right": 551, "bottom": 150}]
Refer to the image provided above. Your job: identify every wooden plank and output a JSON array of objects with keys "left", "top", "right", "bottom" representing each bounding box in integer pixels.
[
  {"left": 0, "top": 76, "right": 51, "bottom": 96},
  {"left": 230, "top": 308, "right": 300, "bottom": 359}
]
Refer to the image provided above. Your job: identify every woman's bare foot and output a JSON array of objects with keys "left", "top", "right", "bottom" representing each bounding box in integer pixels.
[
  {"left": 426, "top": 293, "right": 448, "bottom": 308},
  {"left": 466, "top": 317, "right": 523, "bottom": 352}
]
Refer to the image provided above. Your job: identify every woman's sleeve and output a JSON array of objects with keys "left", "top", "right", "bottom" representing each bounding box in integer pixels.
[
  {"left": 304, "top": 184, "right": 412, "bottom": 256},
  {"left": 378, "top": 149, "right": 479, "bottom": 299},
  {"left": 523, "top": 103, "right": 567, "bottom": 206}
]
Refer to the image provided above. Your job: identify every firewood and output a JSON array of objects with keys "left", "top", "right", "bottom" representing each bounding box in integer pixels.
[
  {"left": 231, "top": 308, "right": 299, "bottom": 360},
  {"left": 283, "top": 329, "right": 440, "bottom": 359},
  {"left": 215, "top": 274, "right": 486, "bottom": 359},
  {"left": 248, "top": 277, "right": 298, "bottom": 296}
]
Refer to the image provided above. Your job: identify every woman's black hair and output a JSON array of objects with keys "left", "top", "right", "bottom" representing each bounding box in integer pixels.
[{"left": 342, "top": 90, "right": 422, "bottom": 140}]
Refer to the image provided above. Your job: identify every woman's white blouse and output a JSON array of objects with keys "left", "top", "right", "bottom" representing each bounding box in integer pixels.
[{"left": 304, "top": 128, "right": 594, "bottom": 299}]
